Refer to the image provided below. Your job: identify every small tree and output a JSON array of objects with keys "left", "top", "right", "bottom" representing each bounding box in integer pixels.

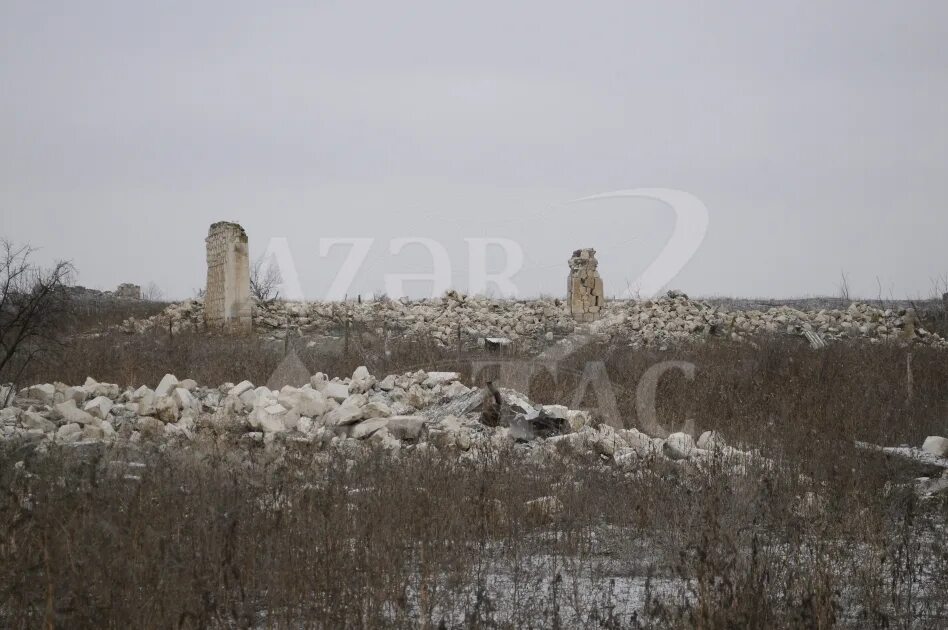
[
  {"left": 251, "top": 254, "right": 282, "bottom": 304},
  {"left": 0, "top": 240, "right": 74, "bottom": 396},
  {"left": 142, "top": 282, "right": 165, "bottom": 302},
  {"left": 836, "top": 270, "right": 851, "bottom": 303}
]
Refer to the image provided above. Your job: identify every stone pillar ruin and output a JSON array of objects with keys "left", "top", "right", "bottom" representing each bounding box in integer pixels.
[
  {"left": 205, "top": 221, "right": 252, "bottom": 333},
  {"left": 567, "top": 248, "right": 604, "bottom": 322}
]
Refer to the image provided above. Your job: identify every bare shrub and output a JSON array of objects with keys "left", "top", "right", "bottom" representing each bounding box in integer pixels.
[
  {"left": 0, "top": 239, "right": 74, "bottom": 392},
  {"left": 251, "top": 254, "right": 282, "bottom": 304},
  {"left": 837, "top": 269, "right": 852, "bottom": 302},
  {"left": 142, "top": 281, "right": 164, "bottom": 302}
]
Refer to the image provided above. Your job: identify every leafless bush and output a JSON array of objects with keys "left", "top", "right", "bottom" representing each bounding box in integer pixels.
[
  {"left": 251, "top": 254, "right": 282, "bottom": 304},
  {"left": 142, "top": 281, "right": 164, "bottom": 302},
  {"left": 837, "top": 269, "right": 852, "bottom": 302},
  {"left": 0, "top": 239, "right": 74, "bottom": 393}
]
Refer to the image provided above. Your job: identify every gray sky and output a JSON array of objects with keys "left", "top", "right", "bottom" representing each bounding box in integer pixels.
[{"left": 2, "top": 1, "right": 947, "bottom": 300}]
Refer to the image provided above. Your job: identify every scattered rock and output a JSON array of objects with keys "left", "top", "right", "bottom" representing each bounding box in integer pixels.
[
  {"left": 922, "top": 436, "right": 948, "bottom": 458},
  {"left": 422, "top": 372, "right": 460, "bottom": 387},
  {"left": 663, "top": 432, "right": 696, "bottom": 460},
  {"left": 323, "top": 382, "right": 351, "bottom": 403},
  {"left": 251, "top": 403, "right": 289, "bottom": 433},
  {"left": 155, "top": 374, "right": 179, "bottom": 397},
  {"left": 54, "top": 400, "right": 96, "bottom": 425},
  {"left": 386, "top": 416, "right": 429, "bottom": 441},
  {"left": 697, "top": 430, "right": 725, "bottom": 450},
  {"left": 83, "top": 396, "right": 114, "bottom": 420},
  {"left": 56, "top": 423, "right": 83, "bottom": 443},
  {"left": 27, "top": 384, "right": 56, "bottom": 405},
  {"left": 153, "top": 396, "right": 179, "bottom": 423},
  {"left": 351, "top": 418, "right": 389, "bottom": 439},
  {"left": 137, "top": 416, "right": 165, "bottom": 439},
  {"left": 349, "top": 366, "right": 376, "bottom": 394},
  {"left": 22, "top": 411, "right": 56, "bottom": 433},
  {"left": 229, "top": 381, "right": 254, "bottom": 397}
]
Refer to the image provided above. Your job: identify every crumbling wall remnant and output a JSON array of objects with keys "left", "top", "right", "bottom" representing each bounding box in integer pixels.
[
  {"left": 567, "top": 248, "right": 604, "bottom": 322},
  {"left": 205, "top": 221, "right": 251, "bottom": 333},
  {"left": 115, "top": 283, "right": 141, "bottom": 300}
]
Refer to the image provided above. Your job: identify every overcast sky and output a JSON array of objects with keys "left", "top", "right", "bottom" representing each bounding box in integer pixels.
[{"left": 2, "top": 1, "right": 946, "bottom": 300}]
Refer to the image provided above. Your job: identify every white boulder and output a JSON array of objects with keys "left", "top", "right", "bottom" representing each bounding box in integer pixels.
[
  {"left": 155, "top": 374, "right": 179, "bottom": 397},
  {"left": 83, "top": 396, "right": 114, "bottom": 420},
  {"left": 27, "top": 384, "right": 56, "bottom": 405},
  {"left": 251, "top": 403, "right": 289, "bottom": 433},
  {"left": 56, "top": 422, "right": 83, "bottom": 443},
  {"left": 422, "top": 372, "right": 460, "bottom": 388},
  {"left": 173, "top": 387, "right": 199, "bottom": 416},
  {"left": 385, "top": 416, "right": 429, "bottom": 441},
  {"left": 54, "top": 400, "right": 95, "bottom": 425},
  {"left": 361, "top": 401, "right": 392, "bottom": 419},
  {"left": 21, "top": 411, "right": 56, "bottom": 433},
  {"left": 566, "top": 410, "right": 590, "bottom": 432},
  {"left": 131, "top": 385, "right": 153, "bottom": 402},
  {"left": 351, "top": 418, "right": 389, "bottom": 439},
  {"left": 349, "top": 366, "right": 376, "bottom": 394},
  {"left": 228, "top": 380, "right": 254, "bottom": 397},
  {"left": 153, "top": 396, "right": 179, "bottom": 423},
  {"left": 663, "top": 432, "right": 696, "bottom": 460},
  {"left": 323, "top": 382, "right": 350, "bottom": 403},
  {"left": 922, "top": 436, "right": 948, "bottom": 458},
  {"left": 697, "top": 430, "right": 725, "bottom": 451}
]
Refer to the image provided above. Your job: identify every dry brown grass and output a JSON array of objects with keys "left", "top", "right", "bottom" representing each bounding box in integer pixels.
[
  {"left": 2, "top": 436, "right": 945, "bottom": 628},
  {"left": 3, "top": 320, "right": 947, "bottom": 627}
]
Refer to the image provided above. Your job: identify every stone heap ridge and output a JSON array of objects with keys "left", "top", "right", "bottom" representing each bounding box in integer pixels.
[
  {"left": 119, "top": 291, "right": 948, "bottom": 349},
  {"left": 2, "top": 370, "right": 766, "bottom": 470}
]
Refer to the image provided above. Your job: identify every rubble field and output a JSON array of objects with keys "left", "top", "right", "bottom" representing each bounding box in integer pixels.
[
  {"left": 119, "top": 292, "right": 948, "bottom": 350},
  {"left": 3, "top": 293, "right": 947, "bottom": 627}
]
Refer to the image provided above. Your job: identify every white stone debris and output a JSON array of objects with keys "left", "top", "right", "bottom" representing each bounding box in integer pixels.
[
  {"left": 921, "top": 435, "right": 948, "bottom": 458},
  {"left": 83, "top": 396, "right": 114, "bottom": 420},
  {"left": 854, "top": 437, "right": 948, "bottom": 498},
  {"left": 855, "top": 440, "right": 948, "bottom": 469},
  {"left": 663, "top": 432, "right": 696, "bottom": 460},
  {"left": 3, "top": 371, "right": 762, "bottom": 472},
  {"left": 119, "top": 291, "right": 948, "bottom": 351}
]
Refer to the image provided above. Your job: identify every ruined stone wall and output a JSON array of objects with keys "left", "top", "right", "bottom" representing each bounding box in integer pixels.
[
  {"left": 205, "top": 221, "right": 251, "bottom": 333},
  {"left": 115, "top": 283, "right": 141, "bottom": 300},
  {"left": 567, "top": 248, "right": 604, "bottom": 322}
]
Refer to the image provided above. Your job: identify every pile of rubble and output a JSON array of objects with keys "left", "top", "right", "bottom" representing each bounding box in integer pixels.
[
  {"left": 120, "top": 292, "right": 577, "bottom": 347},
  {"left": 118, "top": 291, "right": 947, "bottom": 349},
  {"left": 1, "top": 370, "right": 755, "bottom": 468},
  {"left": 600, "top": 293, "right": 947, "bottom": 348}
]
